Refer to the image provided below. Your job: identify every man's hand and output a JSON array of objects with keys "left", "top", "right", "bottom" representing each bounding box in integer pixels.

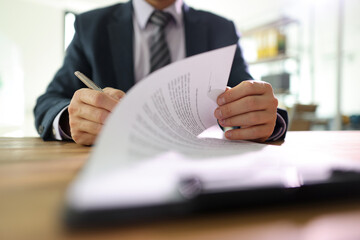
[
  {"left": 214, "top": 80, "right": 278, "bottom": 142},
  {"left": 68, "top": 87, "right": 125, "bottom": 145}
]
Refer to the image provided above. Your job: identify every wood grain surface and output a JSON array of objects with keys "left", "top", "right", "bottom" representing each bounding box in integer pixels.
[{"left": 0, "top": 132, "right": 359, "bottom": 240}]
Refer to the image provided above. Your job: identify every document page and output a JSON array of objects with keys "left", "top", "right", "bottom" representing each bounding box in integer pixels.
[
  {"left": 95, "top": 45, "right": 239, "bottom": 160},
  {"left": 67, "top": 45, "right": 360, "bottom": 211},
  {"left": 67, "top": 45, "right": 275, "bottom": 209},
  {"left": 66, "top": 45, "right": 285, "bottom": 210},
  {"left": 80, "top": 45, "right": 263, "bottom": 173}
]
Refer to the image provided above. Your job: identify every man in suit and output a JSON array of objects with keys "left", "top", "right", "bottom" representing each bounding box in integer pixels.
[{"left": 34, "top": 0, "right": 287, "bottom": 145}]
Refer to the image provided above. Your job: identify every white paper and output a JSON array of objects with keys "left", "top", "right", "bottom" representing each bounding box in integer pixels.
[
  {"left": 68, "top": 45, "right": 271, "bottom": 209},
  {"left": 67, "top": 45, "right": 360, "bottom": 210},
  {"left": 78, "top": 45, "right": 251, "bottom": 175}
]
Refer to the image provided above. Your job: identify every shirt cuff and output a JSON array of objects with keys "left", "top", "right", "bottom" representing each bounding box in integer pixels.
[
  {"left": 52, "top": 106, "right": 72, "bottom": 140},
  {"left": 267, "top": 113, "right": 287, "bottom": 142}
]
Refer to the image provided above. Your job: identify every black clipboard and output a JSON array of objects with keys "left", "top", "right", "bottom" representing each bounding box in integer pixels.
[{"left": 64, "top": 169, "right": 360, "bottom": 229}]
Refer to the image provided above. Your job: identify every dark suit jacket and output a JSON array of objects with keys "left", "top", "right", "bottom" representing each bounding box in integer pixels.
[{"left": 34, "top": 1, "right": 287, "bottom": 140}]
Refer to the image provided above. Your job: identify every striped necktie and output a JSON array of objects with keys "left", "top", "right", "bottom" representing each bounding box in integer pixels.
[{"left": 149, "top": 10, "right": 172, "bottom": 73}]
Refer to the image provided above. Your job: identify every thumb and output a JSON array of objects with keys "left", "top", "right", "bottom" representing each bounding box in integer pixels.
[{"left": 103, "top": 87, "right": 126, "bottom": 101}]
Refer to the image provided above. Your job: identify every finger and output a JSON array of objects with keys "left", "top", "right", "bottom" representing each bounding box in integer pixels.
[
  {"left": 103, "top": 87, "right": 126, "bottom": 101},
  {"left": 218, "top": 111, "right": 275, "bottom": 128},
  {"left": 71, "top": 117, "right": 103, "bottom": 136},
  {"left": 224, "top": 124, "right": 274, "bottom": 142},
  {"left": 75, "top": 103, "right": 111, "bottom": 124},
  {"left": 69, "top": 96, "right": 111, "bottom": 124},
  {"left": 71, "top": 130, "right": 97, "bottom": 146},
  {"left": 214, "top": 95, "right": 270, "bottom": 120},
  {"left": 75, "top": 88, "right": 119, "bottom": 112},
  {"left": 217, "top": 80, "right": 273, "bottom": 106}
]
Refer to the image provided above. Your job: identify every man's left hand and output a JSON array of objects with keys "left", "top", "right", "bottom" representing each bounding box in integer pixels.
[{"left": 214, "top": 80, "right": 278, "bottom": 142}]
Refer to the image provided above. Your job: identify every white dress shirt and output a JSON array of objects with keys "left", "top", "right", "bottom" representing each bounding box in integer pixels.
[{"left": 132, "top": 0, "right": 185, "bottom": 82}]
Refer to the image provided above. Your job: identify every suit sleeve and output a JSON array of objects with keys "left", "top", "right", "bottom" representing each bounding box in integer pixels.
[{"left": 33, "top": 16, "right": 91, "bottom": 140}]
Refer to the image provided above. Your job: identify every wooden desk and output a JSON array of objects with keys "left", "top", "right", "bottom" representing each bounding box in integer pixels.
[{"left": 0, "top": 132, "right": 360, "bottom": 240}]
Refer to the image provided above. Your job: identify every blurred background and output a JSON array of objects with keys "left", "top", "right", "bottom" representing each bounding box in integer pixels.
[{"left": 0, "top": 0, "right": 359, "bottom": 137}]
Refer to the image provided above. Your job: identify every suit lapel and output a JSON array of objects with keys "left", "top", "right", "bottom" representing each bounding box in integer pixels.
[
  {"left": 107, "top": 2, "right": 134, "bottom": 92},
  {"left": 183, "top": 4, "right": 209, "bottom": 57}
]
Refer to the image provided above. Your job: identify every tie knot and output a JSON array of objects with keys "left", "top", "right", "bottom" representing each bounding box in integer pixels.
[{"left": 150, "top": 10, "right": 172, "bottom": 28}]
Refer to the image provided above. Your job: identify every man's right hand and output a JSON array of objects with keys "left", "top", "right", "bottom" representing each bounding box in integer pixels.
[{"left": 67, "top": 87, "right": 125, "bottom": 145}]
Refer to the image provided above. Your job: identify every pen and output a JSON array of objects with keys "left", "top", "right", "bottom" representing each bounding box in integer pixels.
[{"left": 74, "top": 71, "right": 103, "bottom": 92}]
